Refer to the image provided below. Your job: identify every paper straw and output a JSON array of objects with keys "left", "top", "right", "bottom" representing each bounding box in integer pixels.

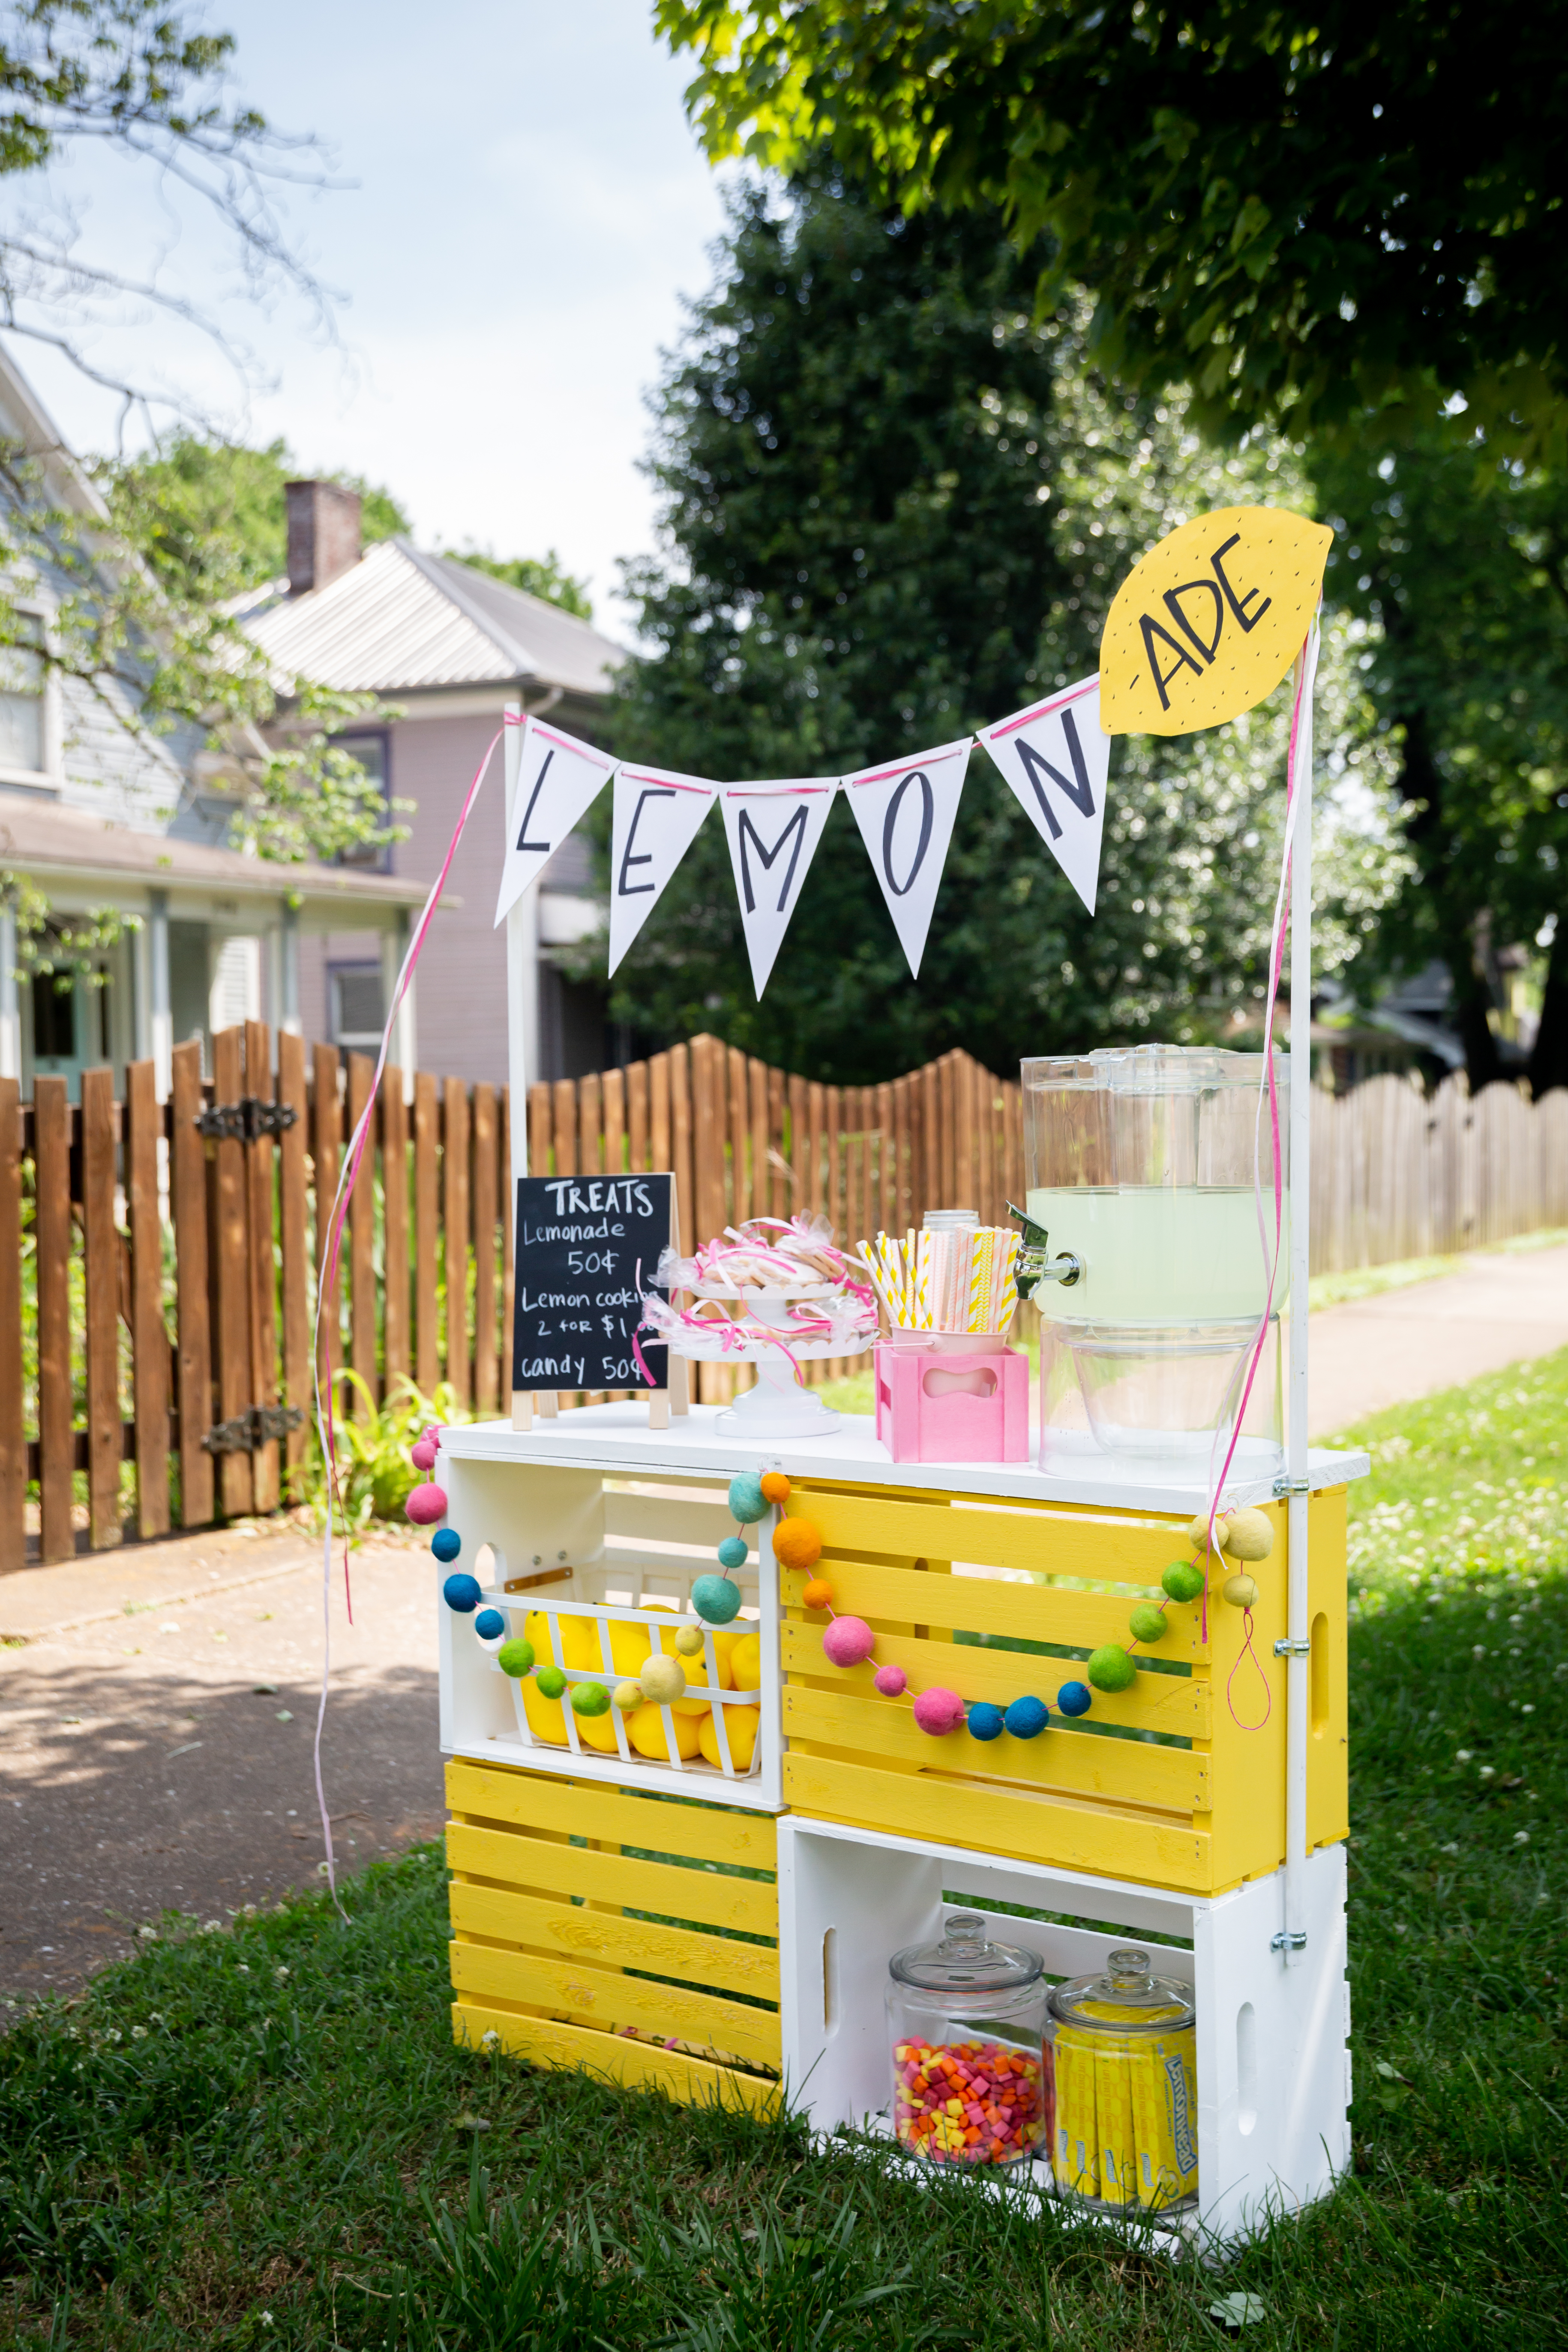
[{"left": 970, "top": 1229, "right": 994, "bottom": 1332}]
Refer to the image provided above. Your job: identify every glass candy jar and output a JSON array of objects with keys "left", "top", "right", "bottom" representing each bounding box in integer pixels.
[
  {"left": 1048, "top": 1946, "right": 1199, "bottom": 2211},
  {"left": 886, "top": 1912, "right": 1050, "bottom": 2166}
]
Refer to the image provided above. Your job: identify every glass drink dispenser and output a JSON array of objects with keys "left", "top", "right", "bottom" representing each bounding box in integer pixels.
[{"left": 1020, "top": 1045, "right": 1288, "bottom": 1470}]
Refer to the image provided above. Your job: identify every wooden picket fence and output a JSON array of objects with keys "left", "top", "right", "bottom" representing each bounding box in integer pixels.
[{"left": 1, "top": 1025, "right": 1563, "bottom": 1570}]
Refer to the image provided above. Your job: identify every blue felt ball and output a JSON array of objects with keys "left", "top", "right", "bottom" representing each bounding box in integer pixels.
[
  {"left": 1004, "top": 1695, "right": 1050, "bottom": 1740},
  {"left": 727, "top": 1472, "right": 768, "bottom": 1524},
  {"left": 1056, "top": 1679, "right": 1092, "bottom": 1718},
  {"left": 967, "top": 1702, "right": 1004, "bottom": 1742},
  {"left": 691, "top": 1573, "right": 743, "bottom": 1625},
  {"left": 443, "top": 1572, "right": 482, "bottom": 1614},
  {"left": 431, "top": 1527, "right": 461, "bottom": 1563},
  {"left": 474, "top": 1609, "right": 506, "bottom": 1642},
  {"left": 716, "top": 1535, "right": 750, "bottom": 1570}
]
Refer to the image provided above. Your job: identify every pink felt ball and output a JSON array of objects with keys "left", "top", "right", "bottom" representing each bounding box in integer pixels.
[
  {"left": 410, "top": 1438, "right": 437, "bottom": 1472},
  {"left": 821, "top": 1615, "right": 876, "bottom": 1668},
  {"left": 912, "top": 1686, "right": 966, "bottom": 1737},
  {"left": 873, "top": 1663, "right": 908, "bottom": 1698},
  {"left": 405, "top": 1481, "right": 448, "bottom": 1526},
  {"left": 422, "top": 1424, "right": 443, "bottom": 1444}
]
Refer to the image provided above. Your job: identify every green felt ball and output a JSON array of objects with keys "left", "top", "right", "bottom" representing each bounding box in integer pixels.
[
  {"left": 716, "top": 1536, "right": 750, "bottom": 1570},
  {"left": 1087, "top": 1643, "right": 1136, "bottom": 1693},
  {"left": 1161, "top": 1559, "right": 1206, "bottom": 1605},
  {"left": 497, "top": 1638, "right": 535, "bottom": 1679},
  {"left": 570, "top": 1680, "right": 611, "bottom": 1717},
  {"left": 1128, "top": 1603, "right": 1168, "bottom": 1645},
  {"left": 534, "top": 1664, "right": 567, "bottom": 1700},
  {"left": 727, "top": 1472, "right": 768, "bottom": 1524},
  {"left": 692, "top": 1573, "right": 743, "bottom": 1624}
]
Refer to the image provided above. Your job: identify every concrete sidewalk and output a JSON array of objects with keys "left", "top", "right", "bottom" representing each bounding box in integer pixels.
[{"left": 4, "top": 1243, "right": 1566, "bottom": 2005}]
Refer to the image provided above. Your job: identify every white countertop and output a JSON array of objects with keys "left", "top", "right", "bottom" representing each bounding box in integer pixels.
[{"left": 438, "top": 1404, "right": 1368, "bottom": 1513}]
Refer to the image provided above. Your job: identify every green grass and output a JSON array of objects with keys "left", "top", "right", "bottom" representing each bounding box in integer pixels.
[{"left": 3, "top": 1354, "right": 1566, "bottom": 2349}]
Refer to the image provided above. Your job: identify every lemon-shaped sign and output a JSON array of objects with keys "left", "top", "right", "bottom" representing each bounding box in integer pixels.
[{"left": 1098, "top": 506, "right": 1332, "bottom": 736}]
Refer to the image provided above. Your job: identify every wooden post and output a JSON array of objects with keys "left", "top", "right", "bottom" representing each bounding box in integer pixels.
[
  {"left": 603, "top": 1066, "right": 627, "bottom": 1182},
  {"left": 627, "top": 1059, "right": 649, "bottom": 1174},
  {"left": 0, "top": 1077, "right": 24, "bottom": 1572},
  {"left": 473, "top": 1081, "right": 499, "bottom": 1416},
  {"left": 210, "top": 1028, "right": 253, "bottom": 1518},
  {"left": 381, "top": 1063, "right": 410, "bottom": 1395},
  {"left": 413, "top": 1067, "right": 438, "bottom": 1396},
  {"left": 80, "top": 1066, "right": 122, "bottom": 1549},
  {"left": 126, "top": 1058, "right": 171, "bottom": 1539},
  {"left": 444, "top": 1076, "right": 471, "bottom": 1408},
  {"left": 278, "top": 1030, "right": 311, "bottom": 1485},
  {"left": 170, "top": 1042, "right": 214, "bottom": 1529},
  {"left": 33, "top": 1076, "right": 72, "bottom": 1563},
  {"left": 313, "top": 1043, "right": 342, "bottom": 1403},
  {"left": 244, "top": 1021, "right": 280, "bottom": 1510},
  {"left": 347, "top": 1052, "right": 378, "bottom": 1418}
]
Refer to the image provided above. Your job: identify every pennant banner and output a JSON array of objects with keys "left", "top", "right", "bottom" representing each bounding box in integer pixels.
[
  {"left": 493, "top": 714, "right": 618, "bottom": 926},
  {"left": 977, "top": 674, "right": 1111, "bottom": 917},
  {"left": 607, "top": 764, "right": 718, "bottom": 976},
  {"left": 720, "top": 778, "right": 839, "bottom": 999},
  {"left": 845, "top": 736, "right": 971, "bottom": 978}
]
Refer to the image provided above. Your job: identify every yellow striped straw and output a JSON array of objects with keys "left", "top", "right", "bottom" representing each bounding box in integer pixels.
[{"left": 969, "top": 1228, "right": 995, "bottom": 1332}]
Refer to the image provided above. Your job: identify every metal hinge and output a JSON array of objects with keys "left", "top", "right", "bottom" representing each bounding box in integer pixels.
[
  {"left": 1270, "top": 1929, "right": 1309, "bottom": 1954},
  {"left": 1274, "top": 1637, "right": 1311, "bottom": 1658},
  {"left": 195, "top": 1097, "right": 299, "bottom": 1143},
  {"left": 202, "top": 1403, "right": 305, "bottom": 1455},
  {"left": 1271, "top": 1471, "right": 1312, "bottom": 1497}
]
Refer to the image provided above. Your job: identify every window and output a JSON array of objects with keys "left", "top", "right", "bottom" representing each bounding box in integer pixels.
[
  {"left": 0, "top": 612, "right": 48, "bottom": 776},
  {"left": 32, "top": 971, "right": 76, "bottom": 1062},
  {"left": 333, "top": 732, "right": 390, "bottom": 870},
  {"left": 330, "top": 962, "right": 385, "bottom": 1051}
]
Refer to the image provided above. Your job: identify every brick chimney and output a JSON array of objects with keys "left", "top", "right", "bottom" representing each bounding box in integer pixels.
[{"left": 285, "top": 479, "right": 363, "bottom": 596}]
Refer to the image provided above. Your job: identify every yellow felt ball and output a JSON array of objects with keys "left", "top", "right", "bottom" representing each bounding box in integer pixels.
[
  {"left": 639, "top": 1652, "right": 686, "bottom": 1707},
  {"left": 519, "top": 1673, "right": 569, "bottom": 1745},
  {"left": 1186, "top": 1512, "right": 1230, "bottom": 1553},
  {"left": 611, "top": 1679, "right": 644, "bottom": 1712},
  {"left": 674, "top": 1624, "right": 707, "bottom": 1657},
  {"left": 699, "top": 1706, "right": 760, "bottom": 1770},
  {"left": 1223, "top": 1572, "right": 1259, "bottom": 1609},
  {"left": 1223, "top": 1507, "right": 1274, "bottom": 1562},
  {"left": 729, "top": 1632, "right": 763, "bottom": 1693},
  {"left": 627, "top": 1702, "right": 702, "bottom": 1762}
]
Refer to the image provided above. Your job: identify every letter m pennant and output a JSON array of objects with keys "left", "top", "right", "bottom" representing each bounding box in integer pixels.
[
  {"left": 720, "top": 779, "right": 839, "bottom": 998},
  {"left": 976, "top": 674, "right": 1111, "bottom": 915}
]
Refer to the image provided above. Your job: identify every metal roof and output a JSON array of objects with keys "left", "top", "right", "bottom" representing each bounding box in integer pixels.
[{"left": 237, "top": 539, "right": 626, "bottom": 699}]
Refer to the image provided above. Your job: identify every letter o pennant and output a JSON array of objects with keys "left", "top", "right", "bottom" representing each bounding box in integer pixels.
[{"left": 1098, "top": 505, "right": 1333, "bottom": 737}]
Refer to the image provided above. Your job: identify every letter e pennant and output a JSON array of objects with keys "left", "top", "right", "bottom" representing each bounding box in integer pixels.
[
  {"left": 976, "top": 675, "right": 1111, "bottom": 915},
  {"left": 607, "top": 764, "right": 718, "bottom": 975},
  {"left": 845, "top": 737, "right": 971, "bottom": 978},
  {"left": 494, "top": 714, "right": 618, "bottom": 926},
  {"left": 720, "top": 779, "right": 838, "bottom": 998}
]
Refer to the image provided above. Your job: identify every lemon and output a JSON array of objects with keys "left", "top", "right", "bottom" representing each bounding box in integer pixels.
[
  {"left": 627, "top": 1702, "right": 702, "bottom": 1762},
  {"left": 699, "top": 1706, "right": 760, "bottom": 1770},
  {"left": 729, "top": 1632, "right": 763, "bottom": 1693},
  {"left": 524, "top": 1609, "right": 598, "bottom": 1672}
]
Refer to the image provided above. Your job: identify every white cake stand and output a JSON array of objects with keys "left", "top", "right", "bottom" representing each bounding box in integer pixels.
[{"left": 661, "top": 1286, "right": 872, "bottom": 1438}]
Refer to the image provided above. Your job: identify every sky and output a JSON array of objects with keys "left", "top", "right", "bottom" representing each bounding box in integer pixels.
[{"left": 6, "top": 0, "right": 740, "bottom": 633}]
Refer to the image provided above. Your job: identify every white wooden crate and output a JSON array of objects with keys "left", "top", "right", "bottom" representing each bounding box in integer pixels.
[
  {"left": 436, "top": 1447, "right": 785, "bottom": 1811},
  {"left": 778, "top": 1815, "right": 1350, "bottom": 2246}
]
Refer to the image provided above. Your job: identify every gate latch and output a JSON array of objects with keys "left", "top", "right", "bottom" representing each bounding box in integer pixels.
[
  {"left": 202, "top": 1403, "right": 305, "bottom": 1455},
  {"left": 195, "top": 1098, "right": 298, "bottom": 1143}
]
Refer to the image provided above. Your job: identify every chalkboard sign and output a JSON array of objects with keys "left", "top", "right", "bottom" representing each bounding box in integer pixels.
[{"left": 511, "top": 1173, "right": 672, "bottom": 1395}]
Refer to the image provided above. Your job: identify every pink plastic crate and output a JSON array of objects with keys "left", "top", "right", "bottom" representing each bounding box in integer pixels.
[{"left": 874, "top": 1335, "right": 1030, "bottom": 1463}]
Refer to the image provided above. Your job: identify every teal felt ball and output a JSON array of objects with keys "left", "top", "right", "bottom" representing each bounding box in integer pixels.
[
  {"left": 432, "top": 1527, "right": 461, "bottom": 1563},
  {"left": 1004, "top": 1695, "right": 1049, "bottom": 1740},
  {"left": 474, "top": 1609, "right": 506, "bottom": 1642},
  {"left": 1057, "top": 1680, "right": 1092, "bottom": 1717},
  {"left": 691, "top": 1573, "right": 743, "bottom": 1625},
  {"left": 535, "top": 1664, "right": 567, "bottom": 1699},
  {"left": 716, "top": 1535, "right": 750, "bottom": 1570},
  {"left": 727, "top": 1473, "right": 768, "bottom": 1524},
  {"left": 442, "top": 1573, "right": 481, "bottom": 1614},
  {"left": 967, "top": 1702, "right": 1004, "bottom": 1742},
  {"left": 497, "top": 1639, "right": 535, "bottom": 1678}
]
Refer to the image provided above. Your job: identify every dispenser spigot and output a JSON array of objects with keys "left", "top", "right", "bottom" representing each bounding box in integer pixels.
[{"left": 1005, "top": 1202, "right": 1082, "bottom": 1298}]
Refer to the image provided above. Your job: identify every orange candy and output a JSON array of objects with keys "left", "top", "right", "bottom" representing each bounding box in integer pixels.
[
  {"left": 772, "top": 1517, "right": 822, "bottom": 1573},
  {"left": 760, "top": 1471, "right": 791, "bottom": 1504},
  {"left": 801, "top": 1577, "right": 833, "bottom": 1611}
]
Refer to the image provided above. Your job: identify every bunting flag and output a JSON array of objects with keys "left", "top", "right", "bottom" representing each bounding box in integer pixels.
[
  {"left": 720, "top": 778, "right": 839, "bottom": 998},
  {"left": 845, "top": 736, "right": 972, "bottom": 978},
  {"left": 493, "top": 713, "right": 618, "bottom": 926},
  {"left": 607, "top": 763, "right": 718, "bottom": 976},
  {"left": 976, "top": 674, "right": 1111, "bottom": 916}
]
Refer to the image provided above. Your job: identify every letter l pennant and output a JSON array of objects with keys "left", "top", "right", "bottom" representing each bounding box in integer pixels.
[
  {"left": 493, "top": 713, "right": 618, "bottom": 926},
  {"left": 607, "top": 764, "right": 718, "bottom": 975},
  {"left": 720, "top": 779, "right": 839, "bottom": 998},
  {"left": 976, "top": 674, "right": 1111, "bottom": 914}
]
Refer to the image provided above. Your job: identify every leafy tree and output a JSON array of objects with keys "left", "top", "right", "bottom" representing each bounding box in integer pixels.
[
  {"left": 103, "top": 434, "right": 410, "bottom": 600},
  {"left": 1317, "top": 433, "right": 1568, "bottom": 1095},
  {"left": 443, "top": 546, "right": 594, "bottom": 621},
  {"left": 589, "top": 172, "right": 1400, "bottom": 1082},
  {"left": 655, "top": 0, "right": 1567, "bottom": 455}
]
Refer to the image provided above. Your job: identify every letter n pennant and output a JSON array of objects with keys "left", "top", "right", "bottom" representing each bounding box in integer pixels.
[
  {"left": 844, "top": 737, "right": 971, "bottom": 978},
  {"left": 607, "top": 764, "right": 718, "bottom": 976},
  {"left": 493, "top": 714, "right": 618, "bottom": 926},
  {"left": 720, "top": 779, "right": 839, "bottom": 998},
  {"left": 975, "top": 674, "right": 1112, "bottom": 915}
]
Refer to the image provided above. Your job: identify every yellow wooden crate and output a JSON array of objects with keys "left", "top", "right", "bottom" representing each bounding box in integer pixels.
[
  {"left": 778, "top": 1480, "right": 1348, "bottom": 1897},
  {"left": 445, "top": 1758, "right": 782, "bottom": 2115}
]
